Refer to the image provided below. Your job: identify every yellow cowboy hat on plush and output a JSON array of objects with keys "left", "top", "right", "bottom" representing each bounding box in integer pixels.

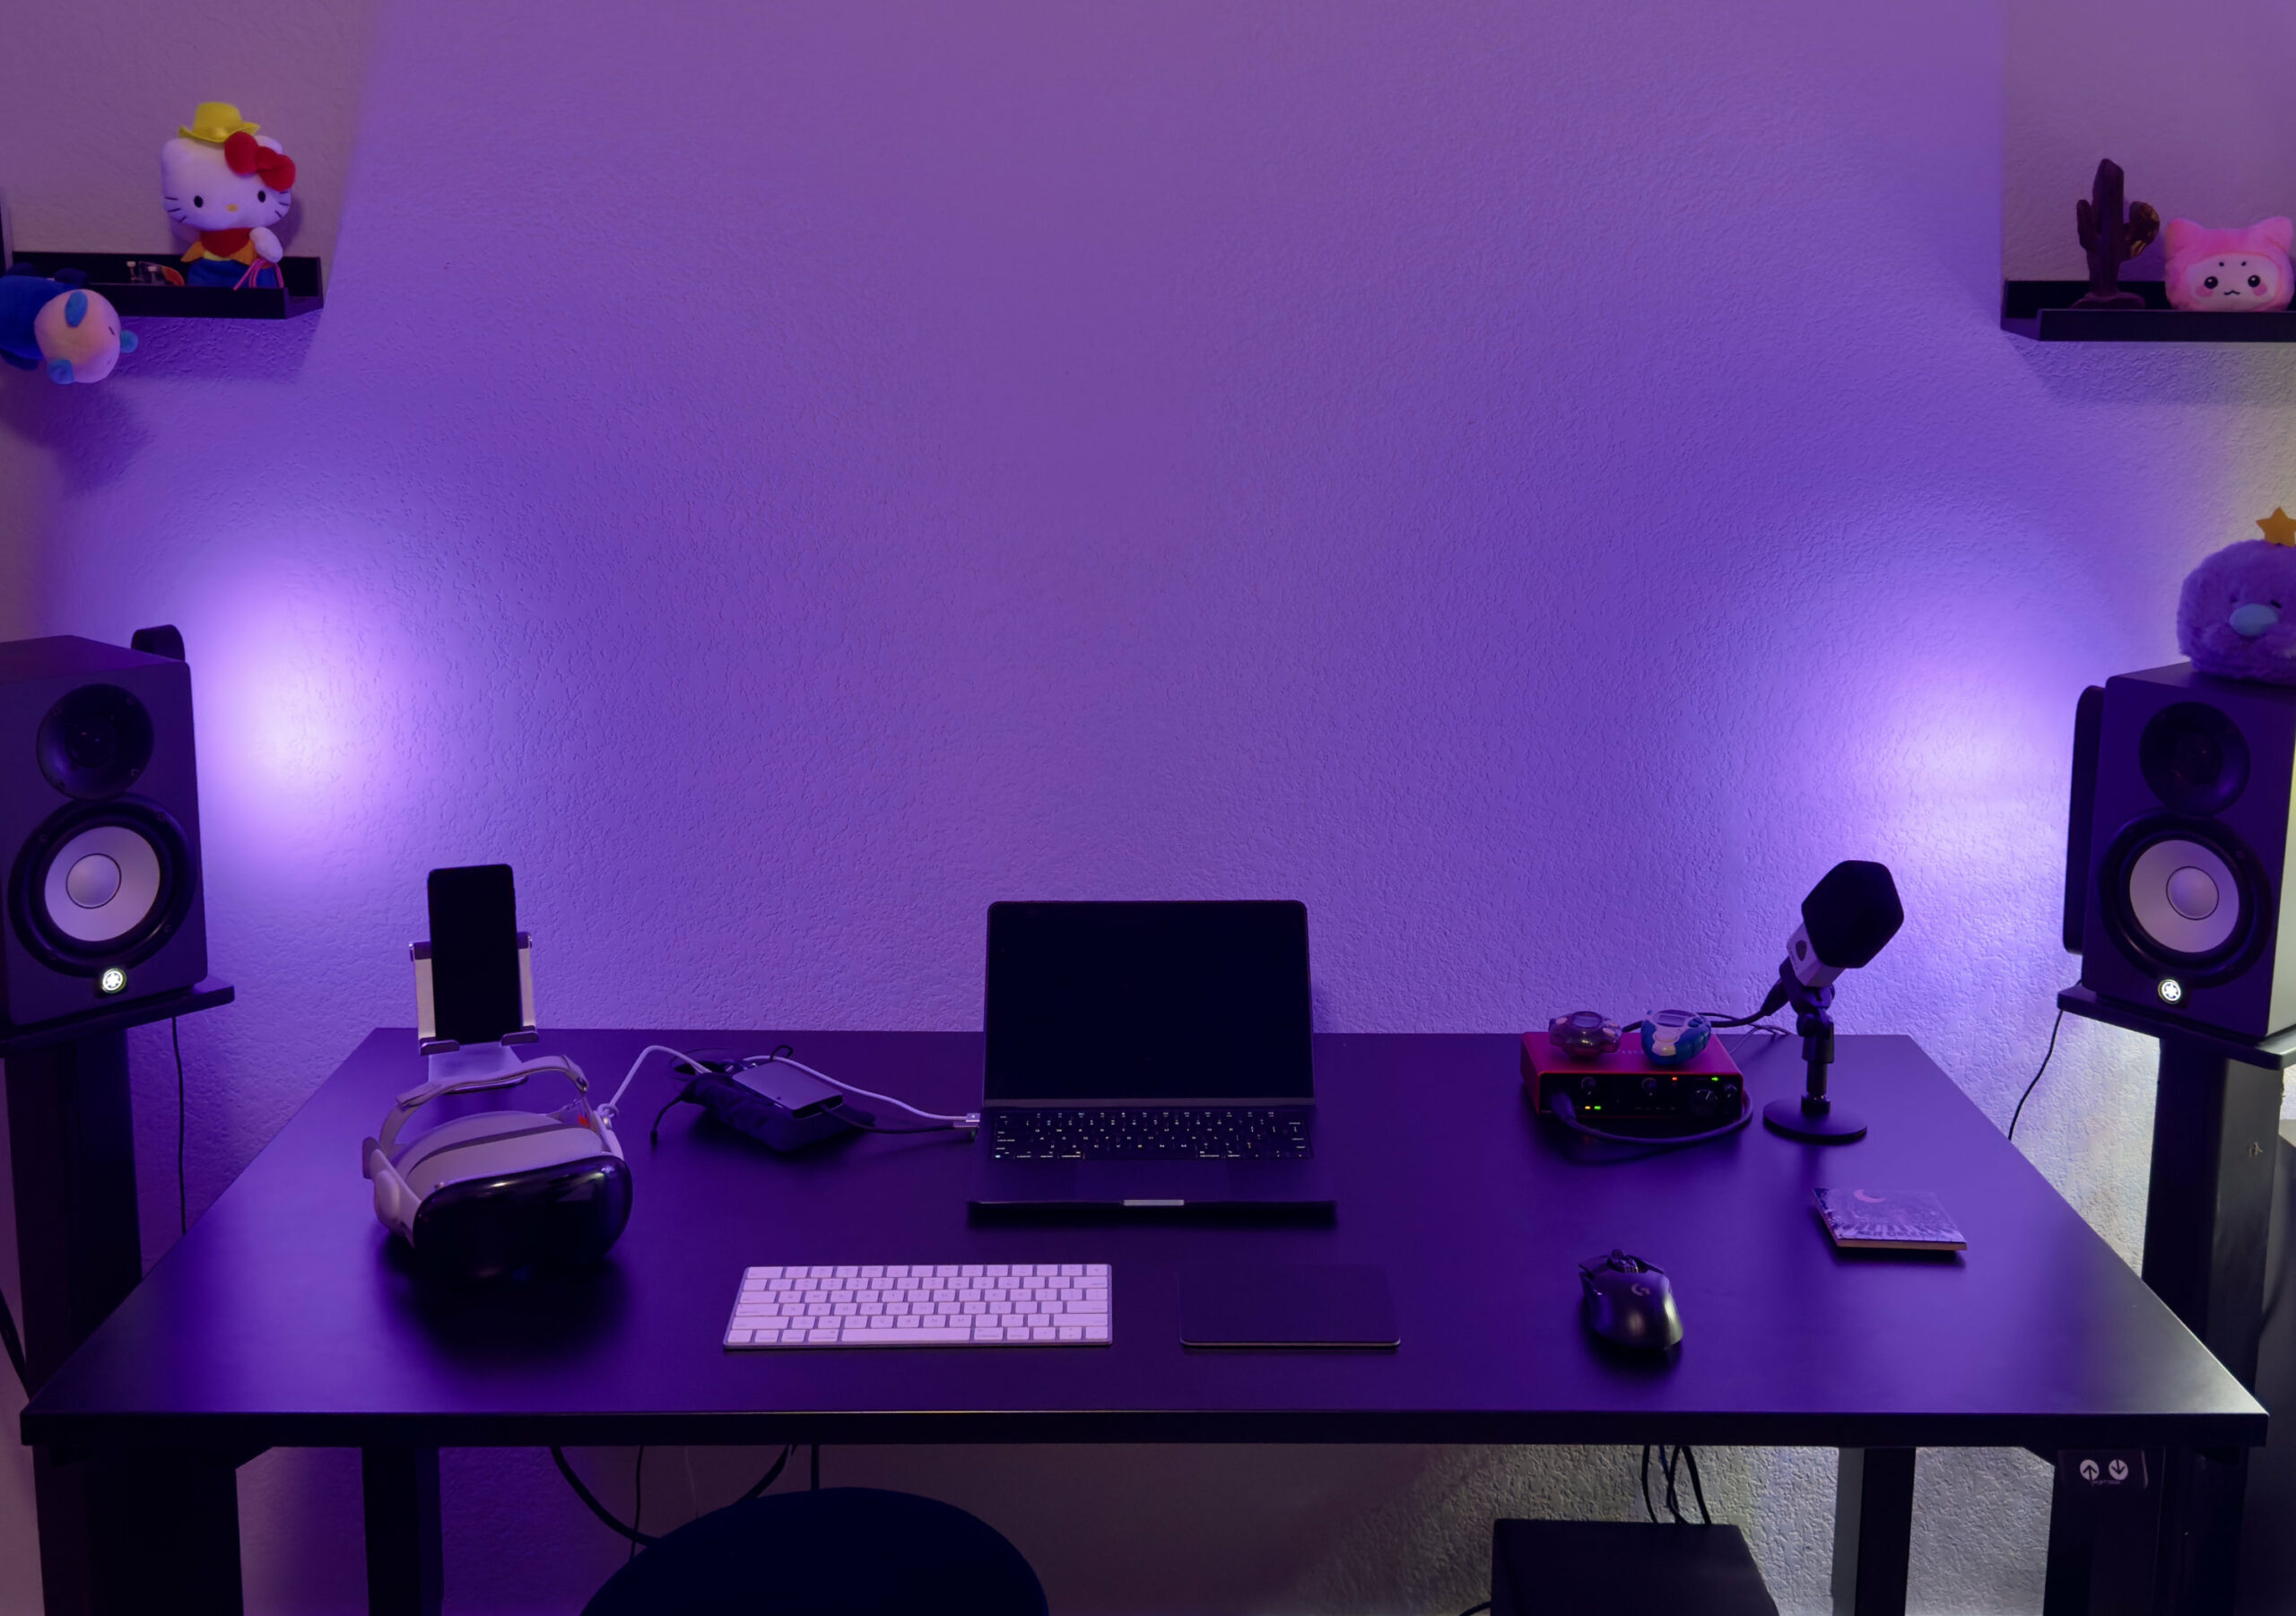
[{"left": 178, "top": 102, "right": 259, "bottom": 143}]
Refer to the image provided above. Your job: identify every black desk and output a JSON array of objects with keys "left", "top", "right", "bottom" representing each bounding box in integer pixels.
[{"left": 21, "top": 1031, "right": 2266, "bottom": 1615}]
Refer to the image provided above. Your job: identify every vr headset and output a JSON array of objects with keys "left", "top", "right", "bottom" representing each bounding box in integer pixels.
[{"left": 363, "top": 1056, "right": 631, "bottom": 1282}]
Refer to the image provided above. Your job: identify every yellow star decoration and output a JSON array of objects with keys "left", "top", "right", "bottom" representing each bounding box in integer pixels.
[{"left": 2258, "top": 508, "right": 2296, "bottom": 546}]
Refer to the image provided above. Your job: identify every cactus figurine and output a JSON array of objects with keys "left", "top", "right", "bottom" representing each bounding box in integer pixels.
[{"left": 2073, "top": 158, "right": 2160, "bottom": 310}]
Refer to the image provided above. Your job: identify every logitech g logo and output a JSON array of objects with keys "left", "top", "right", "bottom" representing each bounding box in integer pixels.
[{"left": 1631, "top": 1283, "right": 1651, "bottom": 1297}]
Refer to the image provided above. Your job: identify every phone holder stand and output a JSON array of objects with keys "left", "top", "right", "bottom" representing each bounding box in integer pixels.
[{"left": 411, "top": 932, "right": 537, "bottom": 1082}]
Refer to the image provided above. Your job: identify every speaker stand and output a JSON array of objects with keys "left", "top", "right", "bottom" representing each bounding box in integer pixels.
[
  {"left": 2, "top": 979, "right": 240, "bottom": 1616},
  {"left": 2055, "top": 985, "right": 2293, "bottom": 1615}
]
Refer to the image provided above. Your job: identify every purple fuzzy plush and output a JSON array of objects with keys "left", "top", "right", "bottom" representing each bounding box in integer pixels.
[{"left": 2179, "top": 539, "right": 2296, "bottom": 684}]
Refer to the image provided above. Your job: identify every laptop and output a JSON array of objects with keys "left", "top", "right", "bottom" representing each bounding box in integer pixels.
[{"left": 969, "top": 900, "right": 1335, "bottom": 1216}]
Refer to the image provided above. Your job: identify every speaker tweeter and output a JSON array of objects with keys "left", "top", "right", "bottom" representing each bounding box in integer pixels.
[{"left": 37, "top": 683, "right": 155, "bottom": 800}]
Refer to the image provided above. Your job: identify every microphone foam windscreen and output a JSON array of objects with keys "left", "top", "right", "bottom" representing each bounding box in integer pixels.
[{"left": 1800, "top": 861, "right": 1905, "bottom": 970}]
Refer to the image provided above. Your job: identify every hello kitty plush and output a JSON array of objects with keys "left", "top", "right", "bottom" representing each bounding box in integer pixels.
[
  {"left": 2162, "top": 217, "right": 2295, "bottom": 312},
  {"left": 0, "top": 266, "right": 137, "bottom": 384},
  {"left": 2178, "top": 510, "right": 2296, "bottom": 684},
  {"left": 161, "top": 102, "right": 297, "bottom": 289}
]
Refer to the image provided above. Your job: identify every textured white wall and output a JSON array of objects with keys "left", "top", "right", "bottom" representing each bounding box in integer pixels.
[{"left": 0, "top": 2, "right": 2292, "bottom": 1612}]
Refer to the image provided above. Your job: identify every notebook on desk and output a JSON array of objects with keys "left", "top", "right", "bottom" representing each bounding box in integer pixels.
[{"left": 968, "top": 900, "right": 1335, "bottom": 1217}]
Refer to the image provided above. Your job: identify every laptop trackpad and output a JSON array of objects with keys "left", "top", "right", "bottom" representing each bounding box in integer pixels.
[{"left": 1076, "top": 1160, "right": 1229, "bottom": 1203}]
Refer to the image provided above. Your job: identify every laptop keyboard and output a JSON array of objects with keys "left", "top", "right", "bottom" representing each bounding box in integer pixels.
[{"left": 990, "top": 1107, "right": 1312, "bottom": 1161}]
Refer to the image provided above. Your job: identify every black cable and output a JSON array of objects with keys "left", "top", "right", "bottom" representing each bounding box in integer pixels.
[
  {"left": 173, "top": 1017, "right": 187, "bottom": 1234},
  {"left": 0, "top": 1289, "right": 27, "bottom": 1394},
  {"left": 649, "top": 1047, "right": 788, "bottom": 1147},
  {"left": 1634, "top": 1444, "right": 1717, "bottom": 1526},
  {"left": 630, "top": 1447, "right": 644, "bottom": 1562},
  {"left": 1681, "top": 1444, "right": 1711, "bottom": 1525},
  {"left": 552, "top": 1444, "right": 795, "bottom": 1547},
  {"left": 552, "top": 1447, "right": 658, "bottom": 1547},
  {"left": 1704, "top": 977, "right": 1791, "bottom": 1029},
  {"left": 648, "top": 1088, "right": 688, "bottom": 1148},
  {"left": 2006, "top": 1009, "right": 2066, "bottom": 1142},
  {"left": 741, "top": 1445, "right": 795, "bottom": 1501}
]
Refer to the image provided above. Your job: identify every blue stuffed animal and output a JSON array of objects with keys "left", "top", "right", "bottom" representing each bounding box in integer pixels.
[
  {"left": 2178, "top": 509, "right": 2296, "bottom": 685},
  {"left": 0, "top": 265, "right": 139, "bottom": 383}
]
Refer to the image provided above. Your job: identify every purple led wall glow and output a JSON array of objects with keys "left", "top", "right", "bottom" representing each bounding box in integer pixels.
[
  {"left": 4, "top": 0, "right": 2296, "bottom": 1611},
  {"left": 189, "top": 552, "right": 423, "bottom": 849}
]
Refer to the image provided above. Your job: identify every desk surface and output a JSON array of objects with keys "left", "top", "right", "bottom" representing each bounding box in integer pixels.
[{"left": 21, "top": 1030, "right": 2266, "bottom": 1451}]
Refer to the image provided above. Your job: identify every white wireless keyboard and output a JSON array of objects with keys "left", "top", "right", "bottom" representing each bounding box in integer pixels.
[{"left": 724, "top": 1264, "right": 1112, "bottom": 1348}]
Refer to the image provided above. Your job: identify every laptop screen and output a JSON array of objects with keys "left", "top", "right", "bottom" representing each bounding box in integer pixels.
[{"left": 984, "top": 900, "right": 1314, "bottom": 1103}]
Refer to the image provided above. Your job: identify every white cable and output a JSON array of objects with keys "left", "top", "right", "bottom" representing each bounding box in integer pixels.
[
  {"left": 597, "top": 1044, "right": 975, "bottom": 1132},
  {"left": 598, "top": 1045, "right": 716, "bottom": 1125},
  {"left": 748, "top": 1053, "right": 974, "bottom": 1127}
]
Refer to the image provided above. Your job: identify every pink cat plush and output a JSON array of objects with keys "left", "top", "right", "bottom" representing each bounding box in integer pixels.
[{"left": 2163, "top": 217, "right": 2295, "bottom": 311}]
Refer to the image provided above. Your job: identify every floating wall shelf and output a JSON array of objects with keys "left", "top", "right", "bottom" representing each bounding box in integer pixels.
[
  {"left": 2003, "top": 280, "right": 2296, "bottom": 343},
  {"left": 5, "top": 251, "right": 323, "bottom": 320}
]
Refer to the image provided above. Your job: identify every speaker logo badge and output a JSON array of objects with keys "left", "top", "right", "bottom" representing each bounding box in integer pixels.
[{"left": 2158, "top": 977, "right": 2185, "bottom": 1004}]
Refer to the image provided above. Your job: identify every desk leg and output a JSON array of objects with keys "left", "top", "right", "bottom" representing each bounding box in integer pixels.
[
  {"left": 2152, "top": 1447, "right": 2247, "bottom": 1616},
  {"left": 2043, "top": 1450, "right": 2162, "bottom": 1616},
  {"left": 2138, "top": 1040, "right": 2279, "bottom": 1616},
  {"left": 7, "top": 1030, "right": 248, "bottom": 1614},
  {"left": 31, "top": 1446, "right": 245, "bottom": 1615},
  {"left": 1831, "top": 1448, "right": 1914, "bottom": 1616},
  {"left": 362, "top": 1447, "right": 444, "bottom": 1616}
]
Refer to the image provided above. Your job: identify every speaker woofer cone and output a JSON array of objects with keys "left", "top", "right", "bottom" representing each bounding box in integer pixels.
[
  {"left": 2099, "top": 815, "right": 2272, "bottom": 986},
  {"left": 9, "top": 800, "right": 195, "bottom": 971}
]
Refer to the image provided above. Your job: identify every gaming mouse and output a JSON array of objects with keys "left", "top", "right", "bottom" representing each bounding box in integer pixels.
[{"left": 1578, "top": 1249, "right": 1682, "bottom": 1351}]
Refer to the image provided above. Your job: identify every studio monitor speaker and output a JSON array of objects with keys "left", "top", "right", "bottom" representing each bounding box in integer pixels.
[
  {"left": 2068, "top": 662, "right": 2296, "bottom": 1038},
  {"left": 0, "top": 633, "right": 207, "bottom": 1030}
]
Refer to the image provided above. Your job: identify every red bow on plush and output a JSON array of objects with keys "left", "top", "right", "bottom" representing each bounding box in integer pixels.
[{"left": 222, "top": 131, "right": 297, "bottom": 193}]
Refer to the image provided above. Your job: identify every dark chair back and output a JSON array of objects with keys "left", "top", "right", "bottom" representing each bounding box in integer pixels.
[{"left": 582, "top": 1486, "right": 1048, "bottom": 1616}]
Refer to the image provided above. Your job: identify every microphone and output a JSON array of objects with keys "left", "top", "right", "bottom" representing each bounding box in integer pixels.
[
  {"left": 1786, "top": 860, "right": 1905, "bottom": 989},
  {"left": 1759, "top": 860, "right": 1904, "bottom": 1143}
]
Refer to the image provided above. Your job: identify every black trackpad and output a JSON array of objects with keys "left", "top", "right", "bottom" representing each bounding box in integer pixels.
[{"left": 1179, "top": 1264, "right": 1398, "bottom": 1349}]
